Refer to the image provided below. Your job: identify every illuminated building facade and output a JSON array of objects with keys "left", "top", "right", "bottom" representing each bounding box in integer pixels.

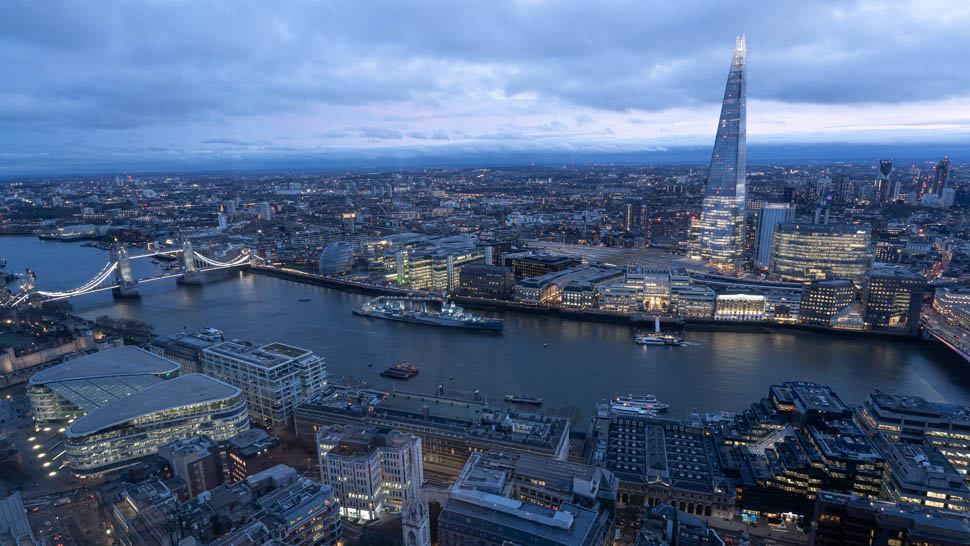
[
  {"left": 316, "top": 425, "right": 422, "bottom": 521},
  {"left": 699, "top": 36, "right": 746, "bottom": 274},
  {"left": 64, "top": 374, "right": 250, "bottom": 477},
  {"left": 861, "top": 268, "right": 925, "bottom": 334},
  {"left": 201, "top": 341, "right": 327, "bottom": 428},
  {"left": 799, "top": 280, "right": 856, "bottom": 326},
  {"left": 770, "top": 223, "right": 872, "bottom": 282}
]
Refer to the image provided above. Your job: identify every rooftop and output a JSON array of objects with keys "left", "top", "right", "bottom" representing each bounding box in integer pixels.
[
  {"left": 29, "top": 346, "right": 179, "bottom": 385},
  {"left": 67, "top": 373, "right": 242, "bottom": 437},
  {"left": 203, "top": 341, "right": 291, "bottom": 368}
]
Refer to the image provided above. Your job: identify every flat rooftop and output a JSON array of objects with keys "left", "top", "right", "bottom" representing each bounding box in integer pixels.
[
  {"left": 29, "top": 346, "right": 180, "bottom": 385},
  {"left": 67, "top": 373, "right": 241, "bottom": 437},
  {"left": 203, "top": 342, "right": 291, "bottom": 368}
]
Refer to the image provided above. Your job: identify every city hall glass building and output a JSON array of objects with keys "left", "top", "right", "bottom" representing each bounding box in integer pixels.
[
  {"left": 64, "top": 373, "right": 250, "bottom": 477},
  {"left": 699, "top": 36, "right": 747, "bottom": 274}
]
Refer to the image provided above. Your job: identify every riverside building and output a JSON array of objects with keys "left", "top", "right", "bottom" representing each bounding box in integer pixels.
[
  {"left": 862, "top": 267, "right": 926, "bottom": 334},
  {"left": 799, "top": 280, "right": 856, "bottom": 326},
  {"left": 64, "top": 373, "right": 250, "bottom": 477},
  {"left": 201, "top": 341, "right": 327, "bottom": 428},
  {"left": 770, "top": 223, "right": 873, "bottom": 282},
  {"left": 295, "top": 385, "right": 570, "bottom": 480}
]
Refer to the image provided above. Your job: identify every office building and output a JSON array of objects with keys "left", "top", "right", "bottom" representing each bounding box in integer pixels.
[
  {"left": 217, "top": 213, "right": 228, "bottom": 230},
  {"left": 799, "top": 280, "right": 856, "bottom": 326},
  {"left": 859, "top": 390, "right": 970, "bottom": 480},
  {"left": 201, "top": 341, "right": 327, "bottom": 427},
  {"left": 503, "top": 253, "right": 581, "bottom": 280},
  {"left": 599, "top": 413, "right": 735, "bottom": 519},
  {"left": 770, "top": 223, "right": 873, "bottom": 281},
  {"left": 458, "top": 264, "right": 514, "bottom": 299},
  {"left": 258, "top": 201, "right": 273, "bottom": 221},
  {"left": 699, "top": 36, "right": 747, "bottom": 274},
  {"left": 943, "top": 187, "right": 957, "bottom": 208},
  {"left": 176, "top": 465, "right": 341, "bottom": 545},
  {"left": 318, "top": 241, "right": 354, "bottom": 275},
  {"left": 755, "top": 202, "right": 793, "bottom": 268},
  {"left": 150, "top": 327, "right": 224, "bottom": 374},
  {"left": 714, "top": 289, "right": 766, "bottom": 321},
  {"left": 934, "top": 156, "right": 951, "bottom": 195},
  {"left": 317, "top": 425, "right": 423, "bottom": 520},
  {"left": 810, "top": 490, "right": 970, "bottom": 545},
  {"left": 27, "top": 345, "right": 180, "bottom": 425},
  {"left": 862, "top": 267, "right": 926, "bottom": 333},
  {"left": 936, "top": 288, "right": 970, "bottom": 317},
  {"left": 295, "top": 385, "right": 570, "bottom": 480},
  {"left": 226, "top": 428, "right": 282, "bottom": 483},
  {"left": 64, "top": 374, "right": 250, "bottom": 477},
  {"left": 636, "top": 504, "right": 724, "bottom": 546},
  {"left": 878, "top": 158, "right": 894, "bottom": 205},
  {"left": 873, "top": 435, "right": 970, "bottom": 512},
  {"left": 438, "top": 452, "right": 614, "bottom": 546},
  {"left": 158, "top": 435, "right": 224, "bottom": 499}
]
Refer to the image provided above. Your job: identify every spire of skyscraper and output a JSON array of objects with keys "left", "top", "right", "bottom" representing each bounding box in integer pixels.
[{"left": 699, "top": 35, "right": 747, "bottom": 274}]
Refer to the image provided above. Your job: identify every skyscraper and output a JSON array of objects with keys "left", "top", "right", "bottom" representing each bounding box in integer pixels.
[
  {"left": 878, "top": 158, "right": 893, "bottom": 205},
  {"left": 699, "top": 35, "right": 747, "bottom": 274},
  {"left": 756, "top": 202, "right": 794, "bottom": 268},
  {"left": 933, "top": 156, "right": 951, "bottom": 195}
]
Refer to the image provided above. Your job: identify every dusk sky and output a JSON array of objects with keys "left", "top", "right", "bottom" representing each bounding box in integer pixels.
[{"left": 2, "top": 0, "right": 969, "bottom": 174}]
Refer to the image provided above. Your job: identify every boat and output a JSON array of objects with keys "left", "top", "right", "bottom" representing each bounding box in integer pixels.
[
  {"left": 505, "top": 394, "right": 543, "bottom": 405},
  {"left": 380, "top": 362, "right": 419, "bottom": 380},
  {"left": 150, "top": 259, "right": 160, "bottom": 264},
  {"left": 635, "top": 317, "right": 684, "bottom": 346},
  {"left": 0, "top": 258, "right": 6, "bottom": 268},
  {"left": 353, "top": 298, "right": 503, "bottom": 332},
  {"left": 613, "top": 394, "right": 669, "bottom": 413},
  {"left": 298, "top": 298, "right": 311, "bottom": 302}
]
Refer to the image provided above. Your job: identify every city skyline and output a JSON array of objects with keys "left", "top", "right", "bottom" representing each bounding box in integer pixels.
[{"left": 2, "top": 1, "right": 970, "bottom": 174}]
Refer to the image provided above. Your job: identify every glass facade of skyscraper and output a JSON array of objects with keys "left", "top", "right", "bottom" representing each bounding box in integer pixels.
[{"left": 700, "top": 36, "right": 747, "bottom": 274}]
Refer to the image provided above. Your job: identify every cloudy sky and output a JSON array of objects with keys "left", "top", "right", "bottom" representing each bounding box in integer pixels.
[{"left": 2, "top": 0, "right": 969, "bottom": 174}]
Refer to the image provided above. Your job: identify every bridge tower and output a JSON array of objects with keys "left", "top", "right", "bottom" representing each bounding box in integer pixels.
[
  {"left": 177, "top": 241, "right": 203, "bottom": 285},
  {"left": 111, "top": 244, "right": 141, "bottom": 298}
]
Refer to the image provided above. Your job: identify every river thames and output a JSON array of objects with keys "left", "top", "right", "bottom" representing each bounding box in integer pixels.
[{"left": 6, "top": 236, "right": 970, "bottom": 423}]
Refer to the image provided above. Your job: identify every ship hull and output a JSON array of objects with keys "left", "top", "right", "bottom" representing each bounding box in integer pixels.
[{"left": 353, "top": 309, "right": 503, "bottom": 331}]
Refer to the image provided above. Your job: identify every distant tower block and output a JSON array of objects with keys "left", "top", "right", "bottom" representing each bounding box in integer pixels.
[{"left": 111, "top": 244, "right": 141, "bottom": 298}]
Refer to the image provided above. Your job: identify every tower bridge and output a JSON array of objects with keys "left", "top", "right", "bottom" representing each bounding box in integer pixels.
[{"left": 3, "top": 244, "right": 261, "bottom": 307}]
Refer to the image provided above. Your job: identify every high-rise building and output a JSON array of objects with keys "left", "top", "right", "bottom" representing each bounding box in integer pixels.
[
  {"left": 258, "top": 201, "right": 272, "bottom": 221},
  {"left": 878, "top": 159, "right": 894, "bottom": 205},
  {"left": 933, "top": 156, "right": 951, "bottom": 195},
  {"left": 861, "top": 267, "right": 925, "bottom": 334},
  {"left": 755, "top": 202, "right": 794, "bottom": 268},
  {"left": 942, "top": 187, "right": 957, "bottom": 208},
  {"left": 699, "top": 36, "right": 747, "bottom": 274},
  {"left": 770, "top": 223, "right": 873, "bottom": 282},
  {"left": 201, "top": 341, "right": 328, "bottom": 428},
  {"left": 624, "top": 202, "right": 634, "bottom": 231},
  {"left": 217, "top": 213, "right": 228, "bottom": 230}
]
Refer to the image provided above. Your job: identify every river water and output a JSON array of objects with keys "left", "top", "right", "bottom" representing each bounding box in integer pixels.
[{"left": 5, "top": 236, "right": 970, "bottom": 423}]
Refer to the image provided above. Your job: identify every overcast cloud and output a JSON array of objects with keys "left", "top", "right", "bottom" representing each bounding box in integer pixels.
[{"left": 2, "top": 0, "right": 969, "bottom": 173}]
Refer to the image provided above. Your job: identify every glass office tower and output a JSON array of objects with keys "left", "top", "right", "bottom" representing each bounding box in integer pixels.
[{"left": 700, "top": 35, "right": 747, "bottom": 274}]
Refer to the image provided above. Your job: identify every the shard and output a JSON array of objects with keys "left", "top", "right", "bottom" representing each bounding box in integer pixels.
[{"left": 699, "top": 35, "right": 747, "bottom": 274}]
